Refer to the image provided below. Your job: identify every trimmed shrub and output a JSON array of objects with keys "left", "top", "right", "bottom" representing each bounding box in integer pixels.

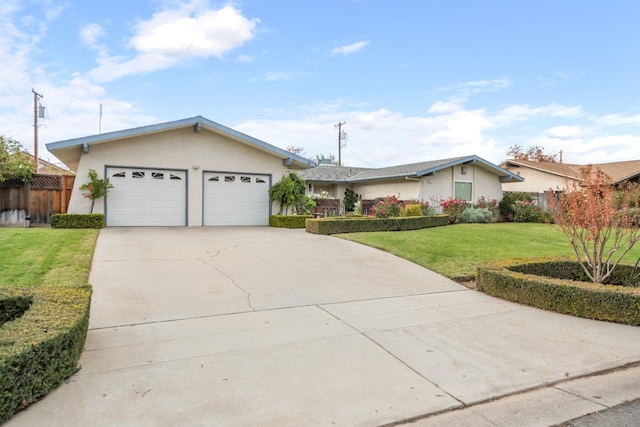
[
  {"left": 306, "top": 215, "right": 448, "bottom": 235},
  {"left": 0, "top": 285, "right": 92, "bottom": 423},
  {"left": 461, "top": 207, "right": 492, "bottom": 223},
  {"left": 477, "top": 257, "right": 640, "bottom": 325},
  {"left": 0, "top": 296, "right": 32, "bottom": 327},
  {"left": 401, "top": 204, "right": 424, "bottom": 217},
  {"left": 50, "top": 214, "right": 104, "bottom": 229},
  {"left": 269, "top": 215, "right": 312, "bottom": 229}
]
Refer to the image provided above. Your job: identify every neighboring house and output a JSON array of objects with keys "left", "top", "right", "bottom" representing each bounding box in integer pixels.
[
  {"left": 298, "top": 155, "right": 523, "bottom": 210},
  {"left": 501, "top": 159, "right": 640, "bottom": 201},
  {"left": 46, "top": 116, "right": 314, "bottom": 226},
  {"left": 17, "top": 152, "right": 74, "bottom": 175}
]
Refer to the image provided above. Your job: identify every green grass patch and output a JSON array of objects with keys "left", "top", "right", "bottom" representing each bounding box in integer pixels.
[
  {"left": 0, "top": 228, "right": 98, "bottom": 423},
  {"left": 0, "top": 228, "right": 98, "bottom": 288},
  {"left": 337, "top": 223, "right": 640, "bottom": 279}
]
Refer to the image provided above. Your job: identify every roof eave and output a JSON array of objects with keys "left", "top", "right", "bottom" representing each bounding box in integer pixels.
[{"left": 46, "top": 116, "right": 316, "bottom": 170}]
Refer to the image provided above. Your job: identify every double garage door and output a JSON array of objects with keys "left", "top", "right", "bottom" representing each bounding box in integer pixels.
[{"left": 105, "top": 167, "right": 270, "bottom": 226}]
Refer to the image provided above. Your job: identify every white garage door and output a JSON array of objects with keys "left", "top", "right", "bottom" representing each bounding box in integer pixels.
[
  {"left": 204, "top": 172, "right": 270, "bottom": 226},
  {"left": 106, "top": 167, "right": 187, "bottom": 226}
]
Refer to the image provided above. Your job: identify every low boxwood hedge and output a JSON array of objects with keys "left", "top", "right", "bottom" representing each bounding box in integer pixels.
[
  {"left": 269, "top": 215, "right": 312, "bottom": 229},
  {"left": 0, "top": 296, "right": 32, "bottom": 328},
  {"left": 306, "top": 215, "right": 449, "bottom": 235},
  {"left": 477, "top": 257, "right": 640, "bottom": 325},
  {"left": 51, "top": 214, "right": 104, "bottom": 229},
  {"left": 0, "top": 284, "right": 92, "bottom": 423}
]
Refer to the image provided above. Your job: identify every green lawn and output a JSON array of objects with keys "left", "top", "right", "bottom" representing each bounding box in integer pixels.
[
  {"left": 0, "top": 228, "right": 99, "bottom": 288},
  {"left": 338, "top": 223, "right": 640, "bottom": 279}
]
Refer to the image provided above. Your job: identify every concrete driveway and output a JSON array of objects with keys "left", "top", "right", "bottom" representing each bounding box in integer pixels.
[{"left": 7, "top": 227, "right": 640, "bottom": 426}]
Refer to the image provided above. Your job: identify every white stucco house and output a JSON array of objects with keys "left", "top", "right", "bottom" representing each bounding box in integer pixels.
[
  {"left": 297, "top": 155, "right": 523, "bottom": 211},
  {"left": 46, "top": 116, "right": 314, "bottom": 226}
]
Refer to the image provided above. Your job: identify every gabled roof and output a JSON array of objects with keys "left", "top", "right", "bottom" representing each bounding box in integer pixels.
[
  {"left": 46, "top": 116, "right": 316, "bottom": 171},
  {"left": 298, "top": 155, "right": 523, "bottom": 184},
  {"left": 503, "top": 159, "right": 640, "bottom": 184}
]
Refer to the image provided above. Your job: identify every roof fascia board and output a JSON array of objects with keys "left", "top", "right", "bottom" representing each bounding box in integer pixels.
[
  {"left": 504, "top": 160, "right": 579, "bottom": 180},
  {"left": 46, "top": 115, "right": 316, "bottom": 168},
  {"left": 415, "top": 155, "right": 523, "bottom": 182}
]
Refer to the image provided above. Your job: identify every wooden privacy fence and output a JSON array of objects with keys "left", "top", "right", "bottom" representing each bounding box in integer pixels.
[{"left": 0, "top": 174, "right": 75, "bottom": 225}]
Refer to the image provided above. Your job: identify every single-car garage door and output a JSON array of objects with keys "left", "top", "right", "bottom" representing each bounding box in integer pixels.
[
  {"left": 106, "top": 167, "right": 187, "bottom": 226},
  {"left": 204, "top": 172, "right": 270, "bottom": 226}
]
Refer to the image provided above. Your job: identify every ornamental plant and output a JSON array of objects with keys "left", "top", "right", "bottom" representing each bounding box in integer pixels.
[
  {"left": 474, "top": 196, "right": 498, "bottom": 220},
  {"left": 404, "top": 199, "right": 435, "bottom": 216},
  {"left": 370, "top": 195, "right": 401, "bottom": 218},
  {"left": 269, "top": 173, "right": 315, "bottom": 215},
  {"left": 79, "top": 169, "right": 113, "bottom": 214},
  {"left": 511, "top": 199, "right": 552, "bottom": 223},
  {"left": 440, "top": 197, "right": 467, "bottom": 224},
  {"left": 547, "top": 165, "right": 640, "bottom": 283}
]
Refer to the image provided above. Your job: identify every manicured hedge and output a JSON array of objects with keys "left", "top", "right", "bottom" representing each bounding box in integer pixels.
[
  {"left": 0, "top": 296, "right": 32, "bottom": 327},
  {"left": 51, "top": 214, "right": 104, "bottom": 229},
  {"left": 477, "top": 257, "right": 640, "bottom": 325},
  {"left": 306, "top": 215, "right": 449, "bottom": 235},
  {"left": 269, "top": 215, "right": 312, "bottom": 229},
  {"left": 0, "top": 284, "right": 92, "bottom": 423}
]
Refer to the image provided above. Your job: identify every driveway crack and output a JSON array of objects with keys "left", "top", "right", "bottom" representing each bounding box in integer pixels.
[{"left": 199, "top": 244, "right": 255, "bottom": 311}]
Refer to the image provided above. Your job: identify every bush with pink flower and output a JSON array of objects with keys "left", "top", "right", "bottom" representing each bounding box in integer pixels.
[
  {"left": 440, "top": 197, "right": 467, "bottom": 223},
  {"left": 370, "top": 195, "right": 402, "bottom": 218}
]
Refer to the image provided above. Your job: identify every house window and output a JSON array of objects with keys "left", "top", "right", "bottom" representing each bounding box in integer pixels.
[
  {"left": 455, "top": 182, "right": 472, "bottom": 202},
  {"left": 240, "top": 176, "right": 251, "bottom": 183},
  {"left": 132, "top": 171, "right": 145, "bottom": 179},
  {"left": 151, "top": 172, "right": 164, "bottom": 179},
  {"left": 208, "top": 176, "right": 220, "bottom": 182},
  {"left": 112, "top": 172, "right": 126, "bottom": 178},
  {"left": 170, "top": 174, "right": 182, "bottom": 180},
  {"left": 256, "top": 178, "right": 266, "bottom": 184},
  {"left": 225, "top": 176, "right": 235, "bottom": 182}
]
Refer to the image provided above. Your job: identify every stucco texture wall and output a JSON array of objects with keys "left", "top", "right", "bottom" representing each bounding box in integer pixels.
[
  {"left": 501, "top": 166, "right": 573, "bottom": 193},
  {"left": 68, "top": 127, "right": 291, "bottom": 225}
]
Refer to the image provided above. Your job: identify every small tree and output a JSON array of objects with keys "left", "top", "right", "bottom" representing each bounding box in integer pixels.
[
  {"left": 79, "top": 169, "right": 114, "bottom": 214},
  {"left": 269, "top": 173, "right": 314, "bottom": 215},
  {"left": 0, "top": 136, "right": 33, "bottom": 183},
  {"left": 547, "top": 165, "right": 640, "bottom": 283},
  {"left": 343, "top": 188, "right": 360, "bottom": 212}
]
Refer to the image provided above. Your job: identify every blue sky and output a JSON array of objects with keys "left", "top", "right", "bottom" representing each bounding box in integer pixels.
[{"left": 2, "top": 0, "right": 639, "bottom": 168}]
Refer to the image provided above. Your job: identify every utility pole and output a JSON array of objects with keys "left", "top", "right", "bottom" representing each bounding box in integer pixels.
[
  {"left": 334, "top": 121, "right": 346, "bottom": 166},
  {"left": 99, "top": 103, "right": 103, "bottom": 134},
  {"left": 32, "top": 89, "right": 44, "bottom": 173}
]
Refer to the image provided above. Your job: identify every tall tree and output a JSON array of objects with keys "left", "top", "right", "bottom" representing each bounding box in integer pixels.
[
  {"left": 0, "top": 135, "right": 33, "bottom": 183},
  {"left": 507, "top": 145, "right": 557, "bottom": 163}
]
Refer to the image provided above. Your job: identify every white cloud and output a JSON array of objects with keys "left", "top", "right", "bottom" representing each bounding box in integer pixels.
[
  {"left": 250, "top": 70, "right": 311, "bottom": 82},
  {"left": 438, "top": 78, "right": 511, "bottom": 96},
  {"left": 491, "top": 103, "right": 583, "bottom": 125},
  {"left": 88, "top": 3, "right": 259, "bottom": 82},
  {"left": 428, "top": 99, "right": 465, "bottom": 114},
  {"left": 594, "top": 113, "right": 640, "bottom": 127},
  {"left": 80, "top": 23, "right": 105, "bottom": 47},
  {"left": 544, "top": 125, "right": 583, "bottom": 139},
  {"left": 331, "top": 40, "right": 369, "bottom": 55}
]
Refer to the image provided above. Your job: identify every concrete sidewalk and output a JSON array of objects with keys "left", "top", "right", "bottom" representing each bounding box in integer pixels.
[{"left": 6, "top": 227, "right": 640, "bottom": 426}]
